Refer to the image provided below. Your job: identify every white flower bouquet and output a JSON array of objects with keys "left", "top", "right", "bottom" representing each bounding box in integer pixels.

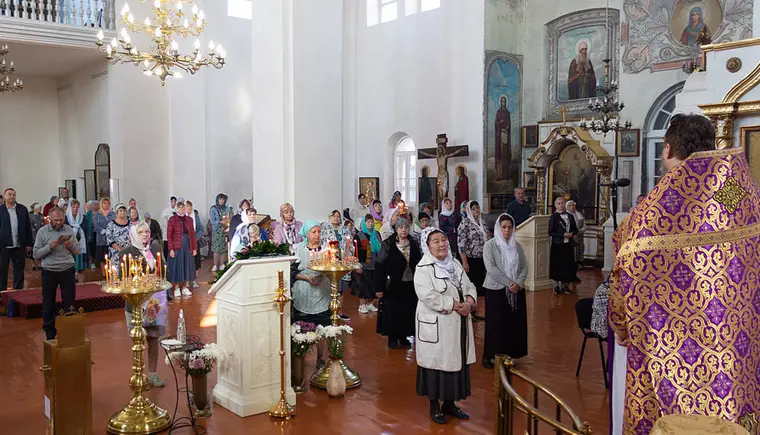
[
  {"left": 317, "top": 324, "right": 353, "bottom": 359},
  {"left": 165, "top": 343, "right": 224, "bottom": 376},
  {"left": 291, "top": 321, "right": 320, "bottom": 357}
]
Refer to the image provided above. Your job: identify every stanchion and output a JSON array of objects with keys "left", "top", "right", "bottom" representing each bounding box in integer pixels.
[{"left": 269, "top": 270, "right": 295, "bottom": 418}]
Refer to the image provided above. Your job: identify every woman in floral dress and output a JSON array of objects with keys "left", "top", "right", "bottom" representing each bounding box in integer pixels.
[
  {"left": 105, "top": 204, "right": 131, "bottom": 263},
  {"left": 209, "top": 193, "right": 231, "bottom": 272}
]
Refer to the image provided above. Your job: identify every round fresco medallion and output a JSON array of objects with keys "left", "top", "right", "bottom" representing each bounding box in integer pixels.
[{"left": 726, "top": 57, "right": 742, "bottom": 73}]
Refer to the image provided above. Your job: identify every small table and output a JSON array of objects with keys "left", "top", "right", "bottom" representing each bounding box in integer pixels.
[{"left": 160, "top": 335, "right": 206, "bottom": 435}]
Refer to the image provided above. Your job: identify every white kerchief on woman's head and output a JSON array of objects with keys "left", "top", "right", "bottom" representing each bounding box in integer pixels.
[
  {"left": 421, "top": 227, "right": 456, "bottom": 280},
  {"left": 466, "top": 200, "right": 487, "bottom": 239},
  {"left": 384, "top": 207, "right": 398, "bottom": 224},
  {"left": 440, "top": 198, "right": 454, "bottom": 217},
  {"left": 129, "top": 223, "right": 155, "bottom": 269},
  {"left": 494, "top": 213, "right": 519, "bottom": 283}
]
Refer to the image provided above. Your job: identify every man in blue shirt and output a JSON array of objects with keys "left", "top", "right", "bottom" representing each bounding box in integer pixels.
[{"left": 505, "top": 188, "right": 533, "bottom": 227}]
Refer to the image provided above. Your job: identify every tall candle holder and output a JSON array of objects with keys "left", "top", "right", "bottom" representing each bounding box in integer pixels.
[
  {"left": 101, "top": 254, "right": 172, "bottom": 435},
  {"left": 308, "top": 240, "right": 362, "bottom": 390},
  {"left": 269, "top": 270, "right": 296, "bottom": 418}
]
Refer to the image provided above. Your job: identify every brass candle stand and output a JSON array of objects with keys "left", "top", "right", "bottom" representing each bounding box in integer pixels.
[
  {"left": 308, "top": 242, "right": 362, "bottom": 390},
  {"left": 101, "top": 255, "right": 172, "bottom": 434},
  {"left": 269, "top": 270, "right": 296, "bottom": 419}
]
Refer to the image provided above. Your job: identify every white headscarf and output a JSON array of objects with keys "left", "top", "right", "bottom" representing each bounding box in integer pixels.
[
  {"left": 65, "top": 201, "right": 86, "bottom": 252},
  {"left": 493, "top": 213, "right": 519, "bottom": 283},
  {"left": 466, "top": 200, "right": 487, "bottom": 239},
  {"left": 129, "top": 222, "right": 156, "bottom": 269},
  {"left": 439, "top": 198, "right": 454, "bottom": 217},
  {"left": 383, "top": 207, "right": 398, "bottom": 224},
  {"left": 566, "top": 200, "right": 584, "bottom": 227},
  {"left": 421, "top": 227, "right": 456, "bottom": 280}
]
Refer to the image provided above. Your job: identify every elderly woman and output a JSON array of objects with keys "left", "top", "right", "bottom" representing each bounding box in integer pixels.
[
  {"left": 168, "top": 200, "right": 198, "bottom": 299},
  {"left": 457, "top": 200, "right": 488, "bottom": 320},
  {"left": 438, "top": 198, "right": 460, "bottom": 255},
  {"left": 290, "top": 220, "right": 332, "bottom": 369},
  {"left": 375, "top": 217, "right": 422, "bottom": 349},
  {"left": 414, "top": 227, "right": 477, "bottom": 424},
  {"left": 105, "top": 203, "right": 130, "bottom": 262},
  {"left": 321, "top": 210, "right": 348, "bottom": 244},
  {"left": 93, "top": 197, "right": 114, "bottom": 270},
  {"left": 65, "top": 200, "right": 90, "bottom": 280},
  {"left": 120, "top": 222, "right": 167, "bottom": 388},
  {"left": 566, "top": 200, "right": 586, "bottom": 270},
  {"left": 419, "top": 203, "right": 437, "bottom": 228},
  {"left": 482, "top": 214, "right": 528, "bottom": 368},
  {"left": 230, "top": 221, "right": 263, "bottom": 259},
  {"left": 272, "top": 202, "right": 303, "bottom": 252},
  {"left": 209, "top": 193, "right": 232, "bottom": 272},
  {"left": 549, "top": 196, "right": 579, "bottom": 295}
]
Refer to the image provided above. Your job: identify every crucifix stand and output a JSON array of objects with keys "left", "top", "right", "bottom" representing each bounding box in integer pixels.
[{"left": 417, "top": 133, "right": 469, "bottom": 201}]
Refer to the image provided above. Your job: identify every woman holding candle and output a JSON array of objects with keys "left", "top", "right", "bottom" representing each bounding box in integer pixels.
[
  {"left": 375, "top": 217, "right": 422, "bottom": 349},
  {"left": 290, "top": 220, "right": 332, "bottom": 369},
  {"left": 167, "top": 200, "right": 198, "bottom": 299},
  {"left": 119, "top": 222, "right": 167, "bottom": 388}
]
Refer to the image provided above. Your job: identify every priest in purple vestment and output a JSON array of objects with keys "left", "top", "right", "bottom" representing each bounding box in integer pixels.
[{"left": 609, "top": 114, "right": 760, "bottom": 434}]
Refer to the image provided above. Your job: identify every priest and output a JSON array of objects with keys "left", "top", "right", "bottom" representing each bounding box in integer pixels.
[{"left": 609, "top": 114, "right": 760, "bottom": 434}]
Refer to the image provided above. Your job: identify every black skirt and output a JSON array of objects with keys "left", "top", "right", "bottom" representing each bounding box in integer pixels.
[
  {"left": 549, "top": 243, "right": 579, "bottom": 283},
  {"left": 351, "top": 269, "right": 376, "bottom": 300},
  {"left": 416, "top": 310, "right": 471, "bottom": 401},
  {"left": 483, "top": 288, "right": 528, "bottom": 361},
  {"left": 465, "top": 256, "right": 486, "bottom": 296},
  {"left": 376, "top": 280, "right": 417, "bottom": 339},
  {"left": 293, "top": 309, "right": 331, "bottom": 327}
]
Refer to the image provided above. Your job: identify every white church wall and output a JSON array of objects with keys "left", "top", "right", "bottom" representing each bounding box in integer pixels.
[
  {"left": 348, "top": 0, "right": 485, "bottom": 212},
  {"left": 204, "top": 0, "right": 254, "bottom": 213},
  {"left": 57, "top": 62, "right": 110, "bottom": 197},
  {"left": 0, "top": 76, "right": 61, "bottom": 204},
  {"left": 292, "top": 0, "right": 344, "bottom": 220}
]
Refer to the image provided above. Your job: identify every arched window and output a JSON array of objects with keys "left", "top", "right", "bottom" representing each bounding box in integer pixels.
[
  {"left": 642, "top": 82, "right": 684, "bottom": 192},
  {"left": 394, "top": 136, "right": 417, "bottom": 206},
  {"left": 94, "top": 143, "right": 111, "bottom": 199}
]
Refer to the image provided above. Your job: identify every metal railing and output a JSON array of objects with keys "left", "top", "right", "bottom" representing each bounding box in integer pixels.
[
  {"left": 494, "top": 355, "right": 593, "bottom": 435},
  {"left": 0, "top": 0, "right": 115, "bottom": 29}
]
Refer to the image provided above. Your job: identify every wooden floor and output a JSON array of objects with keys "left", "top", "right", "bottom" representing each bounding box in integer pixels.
[{"left": 0, "top": 262, "right": 609, "bottom": 434}]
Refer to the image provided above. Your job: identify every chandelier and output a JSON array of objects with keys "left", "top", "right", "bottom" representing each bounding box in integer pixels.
[
  {"left": 0, "top": 44, "right": 23, "bottom": 93},
  {"left": 96, "top": 0, "right": 226, "bottom": 86},
  {"left": 579, "top": 59, "right": 631, "bottom": 135}
]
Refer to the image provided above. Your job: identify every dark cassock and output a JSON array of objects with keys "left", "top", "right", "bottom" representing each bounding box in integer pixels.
[
  {"left": 419, "top": 167, "right": 434, "bottom": 206},
  {"left": 454, "top": 169, "right": 469, "bottom": 210},
  {"left": 494, "top": 96, "right": 511, "bottom": 180},
  {"left": 548, "top": 209, "right": 579, "bottom": 291},
  {"left": 374, "top": 230, "right": 422, "bottom": 348},
  {"left": 567, "top": 47, "right": 597, "bottom": 100}
]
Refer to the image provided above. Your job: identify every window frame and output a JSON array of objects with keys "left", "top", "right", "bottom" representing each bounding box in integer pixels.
[
  {"left": 394, "top": 137, "right": 418, "bottom": 206},
  {"left": 642, "top": 82, "right": 684, "bottom": 192}
]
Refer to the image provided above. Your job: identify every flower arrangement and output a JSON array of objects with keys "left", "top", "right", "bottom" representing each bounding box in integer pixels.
[
  {"left": 317, "top": 324, "right": 353, "bottom": 359},
  {"left": 167, "top": 343, "right": 223, "bottom": 377},
  {"left": 211, "top": 240, "right": 291, "bottom": 284},
  {"left": 291, "top": 321, "right": 320, "bottom": 357}
]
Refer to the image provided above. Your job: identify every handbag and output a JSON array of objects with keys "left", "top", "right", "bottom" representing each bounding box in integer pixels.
[{"left": 142, "top": 290, "right": 168, "bottom": 327}]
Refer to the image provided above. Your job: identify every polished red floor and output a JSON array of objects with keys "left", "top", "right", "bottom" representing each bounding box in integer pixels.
[{"left": 0, "top": 263, "right": 608, "bottom": 434}]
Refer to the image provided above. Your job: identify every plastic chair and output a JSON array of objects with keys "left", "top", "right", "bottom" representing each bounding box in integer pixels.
[{"left": 574, "top": 298, "right": 608, "bottom": 388}]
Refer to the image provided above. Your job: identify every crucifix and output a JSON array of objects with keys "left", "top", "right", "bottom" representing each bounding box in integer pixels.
[
  {"left": 417, "top": 133, "right": 469, "bottom": 201},
  {"left": 560, "top": 105, "right": 568, "bottom": 126}
]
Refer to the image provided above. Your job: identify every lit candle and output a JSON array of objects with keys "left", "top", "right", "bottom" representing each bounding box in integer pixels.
[
  {"left": 164, "top": 264, "right": 167, "bottom": 279},
  {"left": 157, "top": 252, "right": 161, "bottom": 277}
]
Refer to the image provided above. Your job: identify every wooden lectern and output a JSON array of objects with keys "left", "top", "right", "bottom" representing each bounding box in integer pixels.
[
  {"left": 513, "top": 216, "right": 553, "bottom": 291},
  {"left": 42, "top": 310, "right": 92, "bottom": 435}
]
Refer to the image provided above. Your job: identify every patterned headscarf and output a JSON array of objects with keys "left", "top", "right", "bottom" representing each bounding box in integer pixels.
[{"left": 421, "top": 227, "right": 456, "bottom": 280}]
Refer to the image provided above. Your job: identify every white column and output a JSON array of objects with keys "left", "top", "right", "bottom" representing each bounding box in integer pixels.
[
  {"left": 251, "top": 0, "right": 294, "bottom": 217},
  {"left": 252, "top": 0, "right": 344, "bottom": 221},
  {"left": 169, "top": 70, "right": 209, "bottom": 218},
  {"left": 341, "top": 0, "right": 359, "bottom": 208}
]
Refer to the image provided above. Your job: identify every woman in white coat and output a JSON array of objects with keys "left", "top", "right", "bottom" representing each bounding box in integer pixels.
[{"left": 414, "top": 227, "right": 478, "bottom": 425}]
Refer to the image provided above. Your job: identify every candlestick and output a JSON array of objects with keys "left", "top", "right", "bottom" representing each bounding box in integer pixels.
[{"left": 157, "top": 253, "right": 161, "bottom": 278}]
